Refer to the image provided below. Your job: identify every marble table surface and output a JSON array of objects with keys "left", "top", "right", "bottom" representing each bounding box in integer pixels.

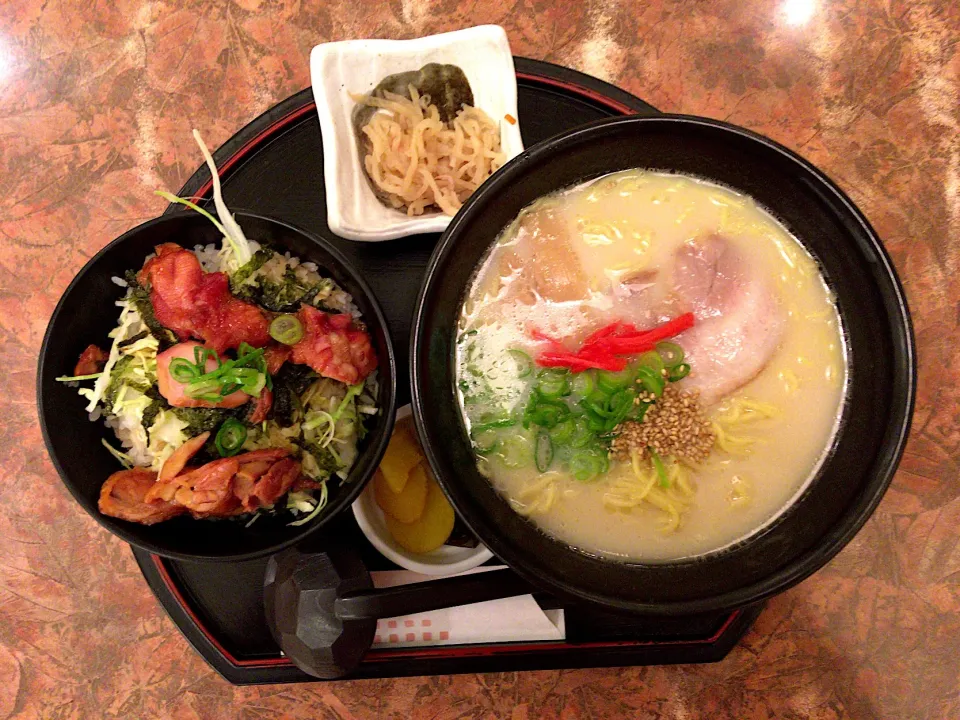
[{"left": 1, "top": 0, "right": 957, "bottom": 717}]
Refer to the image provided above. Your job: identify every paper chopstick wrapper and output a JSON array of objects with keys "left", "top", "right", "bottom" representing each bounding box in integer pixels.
[{"left": 370, "top": 565, "right": 565, "bottom": 648}]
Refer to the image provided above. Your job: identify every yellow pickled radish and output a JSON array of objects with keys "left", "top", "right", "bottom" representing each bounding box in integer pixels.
[
  {"left": 375, "top": 465, "right": 428, "bottom": 524},
  {"left": 385, "top": 479, "right": 455, "bottom": 554},
  {"left": 379, "top": 427, "right": 422, "bottom": 493}
]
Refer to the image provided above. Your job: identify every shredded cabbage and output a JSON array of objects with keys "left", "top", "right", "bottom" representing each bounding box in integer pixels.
[
  {"left": 155, "top": 190, "right": 226, "bottom": 235},
  {"left": 287, "top": 482, "right": 329, "bottom": 527},
  {"left": 81, "top": 301, "right": 147, "bottom": 412},
  {"left": 286, "top": 491, "right": 316, "bottom": 514},
  {"left": 101, "top": 439, "right": 133, "bottom": 469},
  {"left": 192, "top": 129, "right": 253, "bottom": 268},
  {"left": 56, "top": 372, "right": 102, "bottom": 382},
  {"left": 148, "top": 410, "right": 190, "bottom": 472}
]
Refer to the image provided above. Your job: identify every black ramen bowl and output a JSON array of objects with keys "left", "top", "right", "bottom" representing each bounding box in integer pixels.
[
  {"left": 412, "top": 114, "right": 915, "bottom": 615},
  {"left": 38, "top": 212, "right": 396, "bottom": 562}
]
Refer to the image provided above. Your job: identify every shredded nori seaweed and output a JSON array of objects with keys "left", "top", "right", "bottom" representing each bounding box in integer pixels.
[
  {"left": 141, "top": 385, "right": 243, "bottom": 437},
  {"left": 117, "top": 330, "right": 149, "bottom": 350},
  {"left": 102, "top": 355, "right": 151, "bottom": 408},
  {"left": 269, "top": 363, "right": 318, "bottom": 427},
  {"left": 140, "top": 389, "right": 243, "bottom": 467},
  {"left": 230, "top": 247, "right": 274, "bottom": 293},
  {"left": 172, "top": 406, "right": 245, "bottom": 436},
  {"left": 236, "top": 266, "right": 328, "bottom": 313},
  {"left": 140, "top": 388, "right": 166, "bottom": 432},
  {"left": 298, "top": 439, "right": 340, "bottom": 477},
  {"left": 123, "top": 270, "right": 177, "bottom": 349}
]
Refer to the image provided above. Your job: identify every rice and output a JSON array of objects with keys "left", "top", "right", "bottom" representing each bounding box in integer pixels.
[
  {"left": 104, "top": 408, "right": 152, "bottom": 466},
  {"left": 66, "top": 218, "right": 378, "bottom": 526},
  {"left": 95, "top": 244, "right": 370, "bottom": 469},
  {"left": 237, "top": 246, "right": 362, "bottom": 319}
]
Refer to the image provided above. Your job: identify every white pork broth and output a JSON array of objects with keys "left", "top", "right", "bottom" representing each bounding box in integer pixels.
[{"left": 456, "top": 170, "right": 846, "bottom": 561}]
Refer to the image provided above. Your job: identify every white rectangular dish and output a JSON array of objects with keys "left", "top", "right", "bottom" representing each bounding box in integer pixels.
[{"left": 310, "top": 25, "right": 524, "bottom": 242}]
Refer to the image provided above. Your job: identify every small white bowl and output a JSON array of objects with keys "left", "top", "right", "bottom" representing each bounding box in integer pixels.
[
  {"left": 310, "top": 25, "right": 524, "bottom": 242},
  {"left": 352, "top": 405, "right": 494, "bottom": 575}
]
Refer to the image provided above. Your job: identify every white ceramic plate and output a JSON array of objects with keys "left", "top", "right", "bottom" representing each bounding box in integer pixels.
[
  {"left": 352, "top": 405, "right": 493, "bottom": 575},
  {"left": 310, "top": 25, "right": 524, "bottom": 242}
]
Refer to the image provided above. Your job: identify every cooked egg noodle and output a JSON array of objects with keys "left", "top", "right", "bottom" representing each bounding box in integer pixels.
[
  {"left": 710, "top": 397, "right": 781, "bottom": 456},
  {"left": 354, "top": 86, "right": 506, "bottom": 216},
  {"left": 600, "top": 451, "right": 695, "bottom": 532}
]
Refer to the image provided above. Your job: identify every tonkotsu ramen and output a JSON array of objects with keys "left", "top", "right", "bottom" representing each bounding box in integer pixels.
[{"left": 456, "top": 170, "right": 846, "bottom": 561}]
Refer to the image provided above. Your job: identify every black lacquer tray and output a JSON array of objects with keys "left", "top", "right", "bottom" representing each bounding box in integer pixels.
[{"left": 133, "top": 57, "right": 763, "bottom": 685}]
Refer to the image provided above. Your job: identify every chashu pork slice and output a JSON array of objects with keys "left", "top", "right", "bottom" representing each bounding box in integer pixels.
[{"left": 672, "top": 234, "right": 784, "bottom": 405}]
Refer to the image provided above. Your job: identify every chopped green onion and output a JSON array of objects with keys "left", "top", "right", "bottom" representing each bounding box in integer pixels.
[
  {"left": 508, "top": 349, "right": 533, "bottom": 378},
  {"left": 219, "top": 381, "right": 243, "bottom": 397},
  {"left": 655, "top": 342, "right": 684, "bottom": 369},
  {"left": 606, "top": 389, "right": 636, "bottom": 427},
  {"left": 584, "top": 390, "right": 613, "bottom": 412},
  {"left": 169, "top": 357, "right": 201, "bottom": 383},
  {"left": 636, "top": 350, "right": 665, "bottom": 375},
  {"left": 583, "top": 411, "right": 607, "bottom": 433},
  {"left": 571, "top": 370, "right": 596, "bottom": 397},
  {"left": 194, "top": 344, "right": 219, "bottom": 369},
  {"left": 582, "top": 396, "right": 614, "bottom": 419},
  {"left": 636, "top": 366, "right": 666, "bottom": 397},
  {"left": 568, "top": 417, "right": 594, "bottom": 448},
  {"left": 525, "top": 399, "right": 570, "bottom": 429},
  {"left": 269, "top": 314, "right": 304, "bottom": 345},
  {"left": 549, "top": 417, "right": 576, "bottom": 445},
  {"left": 569, "top": 447, "right": 609, "bottom": 482},
  {"left": 215, "top": 419, "right": 247, "bottom": 457},
  {"left": 535, "top": 368, "right": 571, "bottom": 399},
  {"left": 632, "top": 400, "right": 651, "bottom": 422},
  {"left": 597, "top": 368, "right": 633, "bottom": 394},
  {"left": 668, "top": 363, "right": 691, "bottom": 382},
  {"left": 471, "top": 427, "right": 500, "bottom": 454},
  {"left": 498, "top": 435, "right": 531, "bottom": 468},
  {"left": 181, "top": 345, "right": 270, "bottom": 401},
  {"left": 535, "top": 432, "right": 554, "bottom": 472},
  {"left": 649, "top": 447, "right": 669, "bottom": 487},
  {"left": 471, "top": 417, "right": 516, "bottom": 433}
]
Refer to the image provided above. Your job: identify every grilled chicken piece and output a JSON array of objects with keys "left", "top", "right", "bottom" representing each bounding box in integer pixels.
[
  {"left": 290, "top": 305, "right": 377, "bottom": 385},
  {"left": 74, "top": 344, "right": 108, "bottom": 376},
  {"left": 98, "top": 468, "right": 185, "bottom": 525},
  {"left": 139, "top": 243, "right": 271, "bottom": 353},
  {"left": 171, "top": 458, "right": 242, "bottom": 516}
]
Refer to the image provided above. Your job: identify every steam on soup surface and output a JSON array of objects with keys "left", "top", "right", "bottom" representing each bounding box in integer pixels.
[{"left": 456, "top": 170, "right": 846, "bottom": 561}]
